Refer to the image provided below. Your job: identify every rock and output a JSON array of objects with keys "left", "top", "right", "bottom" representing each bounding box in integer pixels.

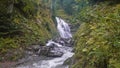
[
  {"left": 25, "top": 44, "right": 64, "bottom": 57},
  {"left": 46, "top": 40, "right": 54, "bottom": 46},
  {"left": 63, "top": 56, "right": 75, "bottom": 68},
  {"left": 46, "top": 40, "right": 62, "bottom": 47},
  {"left": 63, "top": 57, "right": 72, "bottom": 65},
  {"left": 58, "top": 40, "right": 65, "bottom": 46},
  {"left": 47, "top": 50, "right": 63, "bottom": 57},
  {"left": 37, "top": 46, "right": 51, "bottom": 56},
  {"left": 53, "top": 37, "right": 74, "bottom": 46},
  {"left": 25, "top": 37, "right": 74, "bottom": 57},
  {"left": 31, "top": 45, "right": 40, "bottom": 52},
  {"left": 36, "top": 46, "right": 63, "bottom": 57}
]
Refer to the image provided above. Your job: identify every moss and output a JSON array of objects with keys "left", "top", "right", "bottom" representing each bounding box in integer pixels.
[
  {"left": 0, "top": 0, "right": 57, "bottom": 61},
  {"left": 73, "top": 1, "right": 120, "bottom": 68}
]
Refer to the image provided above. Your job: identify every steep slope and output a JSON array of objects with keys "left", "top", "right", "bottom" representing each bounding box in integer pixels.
[
  {"left": 0, "top": 0, "right": 56, "bottom": 61},
  {"left": 73, "top": 1, "right": 120, "bottom": 68}
]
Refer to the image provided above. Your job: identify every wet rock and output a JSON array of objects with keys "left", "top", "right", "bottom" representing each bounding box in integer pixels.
[
  {"left": 26, "top": 45, "right": 40, "bottom": 52},
  {"left": 37, "top": 46, "right": 64, "bottom": 57},
  {"left": 53, "top": 37, "right": 73, "bottom": 46},
  {"left": 46, "top": 41, "right": 56, "bottom": 47},
  {"left": 46, "top": 40, "right": 62, "bottom": 47},
  {"left": 37, "top": 46, "right": 51, "bottom": 56},
  {"left": 63, "top": 56, "right": 75, "bottom": 68},
  {"left": 47, "top": 50, "right": 63, "bottom": 57},
  {"left": 63, "top": 57, "right": 72, "bottom": 65},
  {"left": 25, "top": 44, "right": 64, "bottom": 57}
]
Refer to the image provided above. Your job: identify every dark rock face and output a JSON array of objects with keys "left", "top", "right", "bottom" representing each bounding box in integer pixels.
[
  {"left": 25, "top": 37, "right": 73, "bottom": 57},
  {"left": 47, "top": 50, "right": 63, "bottom": 57},
  {"left": 37, "top": 46, "right": 51, "bottom": 56},
  {"left": 37, "top": 46, "right": 63, "bottom": 57},
  {"left": 53, "top": 37, "right": 74, "bottom": 47},
  {"left": 26, "top": 44, "right": 63, "bottom": 57}
]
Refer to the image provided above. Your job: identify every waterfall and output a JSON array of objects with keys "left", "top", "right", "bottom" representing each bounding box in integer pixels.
[
  {"left": 16, "top": 17, "right": 74, "bottom": 68},
  {"left": 56, "top": 17, "right": 72, "bottom": 39}
]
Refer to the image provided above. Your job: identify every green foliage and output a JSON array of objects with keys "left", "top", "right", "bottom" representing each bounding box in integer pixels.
[
  {"left": 0, "top": 38, "right": 18, "bottom": 53},
  {"left": 73, "top": 1, "right": 120, "bottom": 68},
  {"left": 14, "top": 0, "right": 40, "bottom": 17},
  {"left": 0, "top": 0, "right": 56, "bottom": 61},
  {"left": 0, "top": 37, "right": 22, "bottom": 61},
  {"left": 54, "top": 0, "right": 75, "bottom": 15}
]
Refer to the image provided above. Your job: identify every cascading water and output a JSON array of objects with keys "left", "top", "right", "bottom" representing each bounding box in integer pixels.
[
  {"left": 16, "top": 17, "right": 74, "bottom": 68},
  {"left": 56, "top": 17, "right": 72, "bottom": 39}
]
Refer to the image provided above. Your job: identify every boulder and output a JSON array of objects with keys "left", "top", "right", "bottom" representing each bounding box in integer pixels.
[
  {"left": 37, "top": 46, "right": 64, "bottom": 57},
  {"left": 37, "top": 46, "right": 51, "bottom": 56},
  {"left": 47, "top": 50, "right": 63, "bottom": 57},
  {"left": 46, "top": 40, "right": 62, "bottom": 47},
  {"left": 31, "top": 45, "right": 41, "bottom": 52}
]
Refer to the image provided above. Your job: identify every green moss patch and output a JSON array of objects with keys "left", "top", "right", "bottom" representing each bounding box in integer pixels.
[{"left": 73, "top": 1, "right": 120, "bottom": 68}]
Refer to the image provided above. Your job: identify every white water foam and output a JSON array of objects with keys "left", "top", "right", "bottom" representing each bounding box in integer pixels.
[
  {"left": 39, "top": 46, "right": 74, "bottom": 68},
  {"left": 56, "top": 17, "right": 72, "bottom": 39},
  {"left": 46, "top": 40, "right": 62, "bottom": 47}
]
